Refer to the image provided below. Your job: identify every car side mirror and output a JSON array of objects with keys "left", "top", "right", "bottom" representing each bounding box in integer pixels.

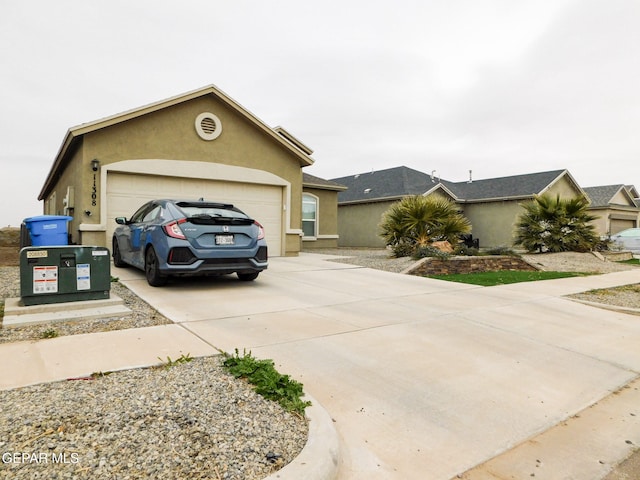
[{"left": 115, "top": 217, "right": 128, "bottom": 225}]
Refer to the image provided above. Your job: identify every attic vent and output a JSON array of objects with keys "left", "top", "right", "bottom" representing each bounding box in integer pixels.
[
  {"left": 364, "top": 188, "right": 372, "bottom": 193},
  {"left": 201, "top": 117, "right": 217, "bottom": 134},
  {"left": 195, "top": 112, "right": 222, "bottom": 141}
]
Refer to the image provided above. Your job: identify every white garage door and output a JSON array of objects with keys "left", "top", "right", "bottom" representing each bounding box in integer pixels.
[{"left": 106, "top": 172, "right": 283, "bottom": 255}]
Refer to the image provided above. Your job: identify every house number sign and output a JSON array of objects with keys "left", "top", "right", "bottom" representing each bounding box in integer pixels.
[{"left": 91, "top": 174, "right": 97, "bottom": 206}]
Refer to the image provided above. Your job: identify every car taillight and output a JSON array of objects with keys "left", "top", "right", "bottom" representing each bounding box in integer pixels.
[
  {"left": 164, "top": 218, "right": 187, "bottom": 239},
  {"left": 255, "top": 221, "right": 265, "bottom": 240}
]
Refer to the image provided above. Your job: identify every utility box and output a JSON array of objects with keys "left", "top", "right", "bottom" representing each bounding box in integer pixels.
[{"left": 20, "top": 246, "right": 111, "bottom": 306}]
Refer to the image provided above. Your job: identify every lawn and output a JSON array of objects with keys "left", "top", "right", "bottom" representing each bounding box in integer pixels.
[
  {"left": 426, "top": 270, "right": 588, "bottom": 286},
  {"left": 617, "top": 258, "right": 640, "bottom": 265}
]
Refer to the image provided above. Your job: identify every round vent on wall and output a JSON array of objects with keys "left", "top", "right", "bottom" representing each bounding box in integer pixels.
[{"left": 195, "top": 112, "right": 222, "bottom": 141}]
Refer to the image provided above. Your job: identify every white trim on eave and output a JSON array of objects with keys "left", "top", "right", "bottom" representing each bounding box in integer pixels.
[
  {"left": 539, "top": 169, "right": 588, "bottom": 200},
  {"left": 423, "top": 183, "right": 459, "bottom": 200}
]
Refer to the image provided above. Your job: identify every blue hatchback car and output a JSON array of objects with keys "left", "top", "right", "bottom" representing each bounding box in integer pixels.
[{"left": 112, "top": 199, "right": 268, "bottom": 286}]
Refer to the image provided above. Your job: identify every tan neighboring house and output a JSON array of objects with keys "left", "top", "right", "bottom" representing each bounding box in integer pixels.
[
  {"left": 301, "top": 173, "right": 347, "bottom": 249},
  {"left": 38, "top": 85, "right": 341, "bottom": 255},
  {"left": 583, "top": 184, "right": 640, "bottom": 235},
  {"left": 332, "top": 166, "right": 587, "bottom": 248}
]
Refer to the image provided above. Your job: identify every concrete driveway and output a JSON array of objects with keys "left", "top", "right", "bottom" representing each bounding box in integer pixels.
[{"left": 115, "top": 254, "right": 640, "bottom": 480}]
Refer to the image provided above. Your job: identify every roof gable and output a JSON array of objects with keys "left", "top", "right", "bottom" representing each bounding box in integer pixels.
[
  {"left": 40, "top": 84, "right": 314, "bottom": 200},
  {"left": 583, "top": 184, "right": 638, "bottom": 207}
]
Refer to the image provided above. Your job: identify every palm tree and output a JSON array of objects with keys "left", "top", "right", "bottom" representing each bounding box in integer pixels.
[
  {"left": 514, "top": 194, "right": 598, "bottom": 253},
  {"left": 379, "top": 196, "right": 471, "bottom": 256}
]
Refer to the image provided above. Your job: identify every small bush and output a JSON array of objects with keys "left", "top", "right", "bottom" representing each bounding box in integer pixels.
[
  {"left": 593, "top": 237, "right": 612, "bottom": 252},
  {"left": 413, "top": 245, "right": 452, "bottom": 260},
  {"left": 41, "top": 328, "right": 59, "bottom": 339},
  {"left": 223, "top": 349, "right": 311, "bottom": 415},
  {"left": 390, "top": 241, "right": 415, "bottom": 258},
  {"left": 485, "top": 245, "right": 518, "bottom": 256},
  {"left": 454, "top": 245, "right": 480, "bottom": 256}
]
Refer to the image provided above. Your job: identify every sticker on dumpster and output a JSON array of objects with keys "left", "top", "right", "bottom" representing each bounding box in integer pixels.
[
  {"left": 76, "top": 264, "right": 91, "bottom": 290},
  {"left": 27, "top": 250, "right": 48, "bottom": 259},
  {"left": 33, "top": 266, "right": 58, "bottom": 294},
  {"left": 92, "top": 250, "right": 108, "bottom": 256}
]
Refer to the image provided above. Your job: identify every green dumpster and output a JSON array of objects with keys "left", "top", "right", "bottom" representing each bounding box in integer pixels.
[{"left": 20, "top": 246, "right": 111, "bottom": 306}]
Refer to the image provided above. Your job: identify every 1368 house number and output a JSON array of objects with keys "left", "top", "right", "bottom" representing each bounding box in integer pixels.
[{"left": 91, "top": 173, "right": 97, "bottom": 206}]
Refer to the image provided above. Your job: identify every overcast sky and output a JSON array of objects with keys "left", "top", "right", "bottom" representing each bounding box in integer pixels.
[{"left": 1, "top": 0, "right": 639, "bottom": 226}]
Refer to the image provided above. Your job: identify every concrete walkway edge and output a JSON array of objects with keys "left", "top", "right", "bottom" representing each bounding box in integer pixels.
[{"left": 264, "top": 393, "right": 341, "bottom": 480}]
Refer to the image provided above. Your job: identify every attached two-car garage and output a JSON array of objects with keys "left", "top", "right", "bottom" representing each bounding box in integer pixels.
[{"left": 104, "top": 160, "right": 287, "bottom": 256}]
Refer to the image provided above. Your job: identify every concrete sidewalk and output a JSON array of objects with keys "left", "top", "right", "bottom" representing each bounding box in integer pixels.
[{"left": 1, "top": 254, "right": 639, "bottom": 479}]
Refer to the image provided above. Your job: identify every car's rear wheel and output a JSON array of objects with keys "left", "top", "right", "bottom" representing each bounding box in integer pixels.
[
  {"left": 112, "top": 238, "right": 127, "bottom": 268},
  {"left": 145, "top": 246, "right": 167, "bottom": 287},
  {"left": 237, "top": 272, "right": 259, "bottom": 281}
]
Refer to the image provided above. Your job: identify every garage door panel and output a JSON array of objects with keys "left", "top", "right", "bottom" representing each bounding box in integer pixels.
[
  {"left": 611, "top": 219, "right": 635, "bottom": 234},
  {"left": 107, "top": 173, "right": 283, "bottom": 256}
]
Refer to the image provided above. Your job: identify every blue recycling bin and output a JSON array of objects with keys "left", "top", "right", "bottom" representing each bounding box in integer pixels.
[{"left": 24, "top": 215, "right": 73, "bottom": 246}]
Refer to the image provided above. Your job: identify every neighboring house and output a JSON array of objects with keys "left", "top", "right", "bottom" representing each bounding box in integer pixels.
[
  {"left": 301, "top": 173, "right": 347, "bottom": 249},
  {"left": 38, "top": 85, "right": 341, "bottom": 256},
  {"left": 332, "top": 166, "right": 587, "bottom": 248},
  {"left": 583, "top": 184, "right": 640, "bottom": 235}
]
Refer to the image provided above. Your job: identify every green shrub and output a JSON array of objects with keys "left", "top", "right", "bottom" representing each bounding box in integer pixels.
[
  {"left": 485, "top": 245, "right": 518, "bottom": 256},
  {"left": 514, "top": 194, "right": 598, "bottom": 253},
  {"left": 390, "top": 241, "right": 415, "bottom": 258},
  {"left": 454, "top": 245, "right": 480, "bottom": 256},
  {"left": 223, "top": 349, "right": 311, "bottom": 415},
  {"left": 380, "top": 196, "right": 471, "bottom": 256},
  {"left": 413, "top": 245, "right": 452, "bottom": 260}
]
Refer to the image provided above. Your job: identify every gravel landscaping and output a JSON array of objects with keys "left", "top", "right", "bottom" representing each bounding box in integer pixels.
[
  {"left": 0, "top": 356, "right": 307, "bottom": 480},
  {"left": 0, "top": 267, "right": 307, "bottom": 479}
]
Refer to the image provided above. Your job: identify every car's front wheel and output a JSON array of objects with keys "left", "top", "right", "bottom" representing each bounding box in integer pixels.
[
  {"left": 112, "top": 238, "right": 127, "bottom": 268},
  {"left": 237, "top": 272, "right": 259, "bottom": 281},
  {"left": 145, "top": 246, "right": 167, "bottom": 287}
]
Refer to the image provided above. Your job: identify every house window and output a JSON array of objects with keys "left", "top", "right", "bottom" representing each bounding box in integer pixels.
[{"left": 302, "top": 194, "right": 318, "bottom": 238}]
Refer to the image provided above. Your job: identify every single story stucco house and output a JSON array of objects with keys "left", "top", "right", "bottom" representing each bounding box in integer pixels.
[
  {"left": 582, "top": 184, "right": 640, "bottom": 235},
  {"left": 330, "top": 166, "right": 626, "bottom": 249},
  {"left": 38, "top": 85, "right": 343, "bottom": 256}
]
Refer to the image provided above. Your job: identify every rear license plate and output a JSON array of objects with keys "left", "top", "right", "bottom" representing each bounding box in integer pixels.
[{"left": 215, "top": 234, "right": 235, "bottom": 245}]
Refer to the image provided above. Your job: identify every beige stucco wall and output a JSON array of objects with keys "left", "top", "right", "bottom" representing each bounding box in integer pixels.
[
  {"left": 461, "top": 201, "right": 523, "bottom": 248},
  {"left": 302, "top": 186, "right": 340, "bottom": 249},
  {"left": 588, "top": 208, "right": 608, "bottom": 236},
  {"left": 544, "top": 175, "right": 582, "bottom": 198},
  {"left": 45, "top": 95, "right": 307, "bottom": 254},
  {"left": 611, "top": 190, "right": 629, "bottom": 205},
  {"left": 337, "top": 201, "right": 395, "bottom": 247},
  {"left": 43, "top": 141, "right": 86, "bottom": 244}
]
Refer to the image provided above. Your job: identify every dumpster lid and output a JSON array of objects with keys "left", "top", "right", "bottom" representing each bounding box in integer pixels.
[{"left": 23, "top": 215, "right": 73, "bottom": 223}]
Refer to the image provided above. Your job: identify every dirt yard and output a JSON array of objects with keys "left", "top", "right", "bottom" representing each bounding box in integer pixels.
[{"left": 0, "top": 227, "right": 19, "bottom": 266}]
